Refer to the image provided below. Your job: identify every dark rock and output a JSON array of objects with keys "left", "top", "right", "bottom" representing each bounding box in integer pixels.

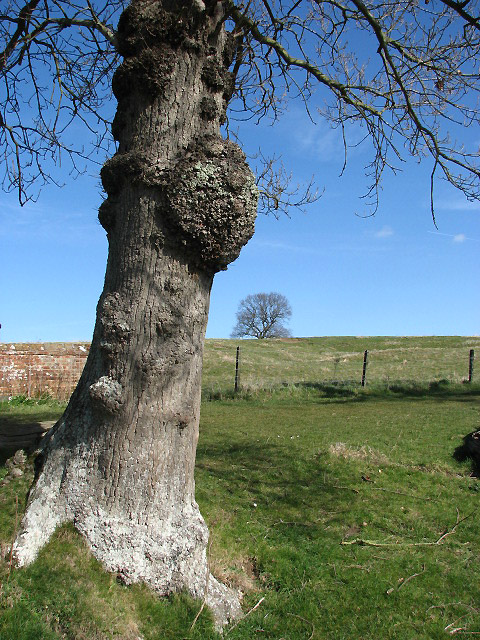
[{"left": 454, "top": 430, "right": 480, "bottom": 476}]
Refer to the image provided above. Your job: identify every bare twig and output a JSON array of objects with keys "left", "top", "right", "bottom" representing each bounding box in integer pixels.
[
  {"left": 332, "top": 485, "right": 360, "bottom": 494},
  {"left": 287, "top": 612, "right": 315, "bottom": 640},
  {"left": 371, "top": 487, "right": 431, "bottom": 501},
  {"left": 445, "top": 613, "right": 480, "bottom": 634},
  {"left": 263, "top": 519, "right": 318, "bottom": 539},
  {"left": 435, "top": 508, "right": 474, "bottom": 545},
  {"left": 226, "top": 0, "right": 480, "bottom": 214},
  {"left": 427, "top": 603, "right": 479, "bottom": 614},
  {"left": 341, "top": 509, "right": 476, "bottom": 548},
  {"left": 226, "top": 596, "right": 265, "bottom": 634},
  {"left": 386, "top": 564, "right": 426, "bottom": 595}
]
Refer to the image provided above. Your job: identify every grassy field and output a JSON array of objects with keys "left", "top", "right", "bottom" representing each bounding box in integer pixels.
[
  {"left": 202, "top": 336, "right": 480, "bottom": 395},
  {"left": 1, "top": 337, "right": 480, "bottom": 639}
]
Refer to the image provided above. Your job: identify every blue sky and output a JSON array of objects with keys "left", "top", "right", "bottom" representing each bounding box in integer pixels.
[{"left": 1, "top": 102, "right": 479, "bottom": 343}]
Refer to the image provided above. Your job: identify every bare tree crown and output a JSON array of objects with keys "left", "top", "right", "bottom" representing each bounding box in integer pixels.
[
  {"left": 1, "top": 0, "right": 479, "bottom": 217},
  {"left": 231, "top": 292, "right": 292, "bottom": 339}
]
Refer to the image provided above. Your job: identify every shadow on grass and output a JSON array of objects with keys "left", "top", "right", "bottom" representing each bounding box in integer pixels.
[
  {"left": 301, "top": 379, "right": 480, "bottom": 400},
  {"left": 203, "top": 380, "right": 480, "bottom": 405},
  {"left": 203, "top": 380, "right": 480, "bottom": 404},
  {"left": 196, "top": 439, "right": 355, "bottom": 532},
  {"left": 0, "top": 420, "right": 56, "bottom": 466}
]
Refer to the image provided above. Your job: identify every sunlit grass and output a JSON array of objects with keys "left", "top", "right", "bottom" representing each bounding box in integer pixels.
[
  {"left": 1, "top": 338, "right": 480, "bottom": 638},
  {"left": 202, "top": 336, "right": 480, "bottom": 395}
]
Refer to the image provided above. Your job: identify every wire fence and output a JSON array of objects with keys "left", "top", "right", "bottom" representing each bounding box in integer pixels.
[{"left": 201, "top": 338, "right": 479, "bottom": 396}]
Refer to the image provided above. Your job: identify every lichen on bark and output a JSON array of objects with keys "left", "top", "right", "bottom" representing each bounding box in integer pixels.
[{"left": 160, "top": 136, "right": 258, "bottom": 272}]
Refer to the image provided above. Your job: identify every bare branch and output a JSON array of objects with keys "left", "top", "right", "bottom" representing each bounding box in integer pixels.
[
  {"left": 226, "top": 0, "right": 480, "bottom": 217},
  {"left": 0, "top": 0, "right": 122, "bottom": 202},
  {"left": 251, "top": 150, "right": 320, "bottom": 218},
  {"left": 2, "top": 0, "right": 480, "bottom": 216}
]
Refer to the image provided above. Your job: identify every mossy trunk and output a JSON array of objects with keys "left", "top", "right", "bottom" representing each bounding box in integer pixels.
[{"left": 13, "top": 0, "right": 257, "bottom": 627}]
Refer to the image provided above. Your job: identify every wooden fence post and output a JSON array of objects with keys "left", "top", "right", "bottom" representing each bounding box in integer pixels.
[
  {"left": 469, "top": 349, "right": 474, "bottom": 383},
  {"left": 234, "top": 346, "right": 240, "bottom": 393},
  {"left": 361, "top": 350, "right": 368, "bottom": 387}
]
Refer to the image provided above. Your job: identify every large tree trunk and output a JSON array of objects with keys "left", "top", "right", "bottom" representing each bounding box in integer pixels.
[{"left": 13, "top": 0, "right": 257, "bottom": 627}]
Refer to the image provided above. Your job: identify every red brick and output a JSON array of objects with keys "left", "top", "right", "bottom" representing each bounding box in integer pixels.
[{"left": 0, "top": 342, "right": 90, "bottom": 400}]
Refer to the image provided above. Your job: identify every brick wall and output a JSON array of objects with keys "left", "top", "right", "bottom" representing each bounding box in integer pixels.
[{"left": 0, "top": 343, "right": 90, "bottom": 400}]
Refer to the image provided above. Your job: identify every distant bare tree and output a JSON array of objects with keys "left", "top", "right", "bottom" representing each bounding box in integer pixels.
[{"left": 232, "top": 292, "right": 292, "bottom": 339}]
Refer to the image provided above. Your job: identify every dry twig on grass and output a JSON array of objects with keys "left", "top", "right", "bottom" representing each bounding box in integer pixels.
[
  {"left": 371, "top": 487, "right": 431, "bottom": 501},
  {"left": 435, "top": 508, "right": 474, "bottom": 545},
  {"left": 263, "top": 519, "right": 318, "bottom": 539},
  {"left": 287, "top": 612, "right": 315, "bottom": 640},
  {"left": 386, "top": 564, "right": 426, "bottom": 595},
  {"left": 226, "top": 596, "right": 265, "bottom": 634},
  {"left": 341, "top": 509, "right": 476, "bottom": 548}
]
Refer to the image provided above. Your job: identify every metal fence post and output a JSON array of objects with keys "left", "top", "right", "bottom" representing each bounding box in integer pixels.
[{"left": 469, "top": 349, "right": 474, "bottom": 383}]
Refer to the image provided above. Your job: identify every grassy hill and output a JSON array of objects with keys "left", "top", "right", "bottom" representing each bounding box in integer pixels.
[
  {"left": 1, "top": 337, "right": 480, "bottom": 639},
  {"left": 203, "top": 336, "right": 480, "bottom": 394}
]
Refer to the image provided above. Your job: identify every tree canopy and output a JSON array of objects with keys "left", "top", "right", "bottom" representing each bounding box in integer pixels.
[
  {"left": 231, "top": 292, "right": 292, "bottom": 338},
  {"left": 2, "top": 0, "right": 479, "bottom": 217}
]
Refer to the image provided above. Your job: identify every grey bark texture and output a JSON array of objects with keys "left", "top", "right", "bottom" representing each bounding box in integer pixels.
[{"left": 13, "top": 0, "right": 257, "bottom": 628}]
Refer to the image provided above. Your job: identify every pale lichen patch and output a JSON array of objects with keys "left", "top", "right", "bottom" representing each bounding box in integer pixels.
[
  {"left": 89, "top": 376, "right": 124, "bottom": 414},
  {"left": 161, "top": 136, "right": 258, "bottom": 272}
]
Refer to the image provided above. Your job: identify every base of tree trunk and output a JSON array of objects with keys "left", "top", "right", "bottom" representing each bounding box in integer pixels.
[{"left": 13, "top": 420, "right": 242, "bottom": 629}]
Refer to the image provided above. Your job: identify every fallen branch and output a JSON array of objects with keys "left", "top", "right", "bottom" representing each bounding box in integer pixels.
[
  {"left": 435, "top": 508, "right": 475, "bottom": 545},
  {"left": 342, "top": 538, "right": 426, "bottom": 547},
  {"left": 386, "top": 564, "right": 426, "bottom": 595},
  {"left": 427, "top": 603, "right": 479, "bottom": 615},
  {"left": 371, "top": 487, "right": 431, "bottom": 501},
  {"left": 341, "top": 509, "right": 476, "bottom": 548},
  {"left": 226, "top": 596, "right": 265, "bottom": 634},
  {"left": 446, "top": 616, "right": 473, "bottom": 634},
  {"left": 332, "top": 485, "right": 360, "bottom": 494}
]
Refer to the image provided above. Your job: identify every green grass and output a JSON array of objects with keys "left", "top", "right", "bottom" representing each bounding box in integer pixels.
[
  {"left": 202, "top": 336, "right": 480, "bottom": 395},
  {"left": 1, "top": 339, "right": 480, "bottom": 638},
  {"left": 0, "top": 394, "right": 65, "bottom": 421}
]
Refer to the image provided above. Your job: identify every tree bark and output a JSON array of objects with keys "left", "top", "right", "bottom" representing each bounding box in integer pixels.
[{"left": 13, "top": 0, "right": 257, "bottom": 627}]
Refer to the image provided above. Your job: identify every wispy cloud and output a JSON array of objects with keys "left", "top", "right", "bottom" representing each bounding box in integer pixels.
[
  {"left": 296, "top": 125, "right": 340, "bottom": 161},
  {"left": 287, "top": 110, "right": 367, "bottom": 164},
  {"left": 374, "top": 226, "right": 394, "bottom": 239},
  {"left": 0, "top": 197, "right": 103, "bottom": 244},
  {"left": 251, "top": 239, "right": 316, "bottom": 254},
  {"left": 427, "top": 230, "right": 479, "bottom": 242},
  {"left": 434, "top": 197, "right": 480, "bottom": 212},
  {"left": 250, "top": 237, "right": 390, "bottom": 256}
]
